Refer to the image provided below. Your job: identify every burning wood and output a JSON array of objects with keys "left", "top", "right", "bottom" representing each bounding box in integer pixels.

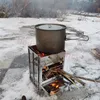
[
  {"left": 50, "top": 81, "right": 60, "bottom": 95},
  {"left": 42, "top": 62, "right": 63, "bottom": 80},
  {"left": 58, "top": 70, "right": 86, "bottom": 86},
  {"left": 43, "top": 66, "right": 85, "bottom": 86},
  {"left": 36, "top": 50, "right": 47, "bottom": 57},
  {"left": 43, "top": 78, "right": 65, "bottom": 96}
]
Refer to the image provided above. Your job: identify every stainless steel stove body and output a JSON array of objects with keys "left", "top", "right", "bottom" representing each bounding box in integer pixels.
[{"left": 28, "top": 45, "right": 71, "bottom": 95}]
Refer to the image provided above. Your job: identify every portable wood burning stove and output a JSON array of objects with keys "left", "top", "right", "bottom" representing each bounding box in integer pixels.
[
  {"left": 28, "top": 45, "right": 74, "bottom": 96},
  {"left": 28, "top": 24, "right": 88, "bottom": 96}
]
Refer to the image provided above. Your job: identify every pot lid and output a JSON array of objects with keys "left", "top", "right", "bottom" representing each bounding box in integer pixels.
[{"left": 35, "top": 24, "right": 66, "bottom": 30}]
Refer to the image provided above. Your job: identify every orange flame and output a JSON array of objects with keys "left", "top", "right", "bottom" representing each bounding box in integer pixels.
[
  {"left": 51, "top": 82, "right": 60, "bottom": 89},
  {"left": 51, "top": 83, "right": 56, "bottom": 87},
  {"left": 56, "top": 85, "right": 59, "bottom": 89}
]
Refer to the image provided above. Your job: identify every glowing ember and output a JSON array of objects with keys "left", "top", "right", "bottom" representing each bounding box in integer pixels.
[
  {"left": 56, "top": 85, "right": 59, "bottom": 89},
  {"left": 43, "top": 78, "right": 65, "bottom": 95},
  {"left": 43, "top": 66, "right": 48, "bottom": 70},
  {"left": 41, "top": 53, "right": 45, "bottom": 57},
  {"left": 50, "top": 90, "right": 59, "bottom": 95},
  {"left": 50, "top": 81, "right": 60, "bottom": 89},
  {"left": 50, "top": 82, "right": 60, "bottom": 95},
  {"left": 42, "top": 66, "right": 49, "bottom": 73},
  {"left": 38, "top": 52, "right": 46, "bottom": 57},
  {"left": 32, "top": 46, "right": 47, "bottom": 57},
  {"left": 51, "top": 83, "right": 57, "bottom": 87}
]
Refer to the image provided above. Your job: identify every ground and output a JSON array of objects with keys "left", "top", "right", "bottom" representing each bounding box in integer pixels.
[{"left": 0, "top": 14, "right": 100, "bottom": 100}]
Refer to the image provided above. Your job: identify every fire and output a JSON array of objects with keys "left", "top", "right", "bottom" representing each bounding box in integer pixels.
[
  {"left": 38, "top": 53, "right": 45, "bottom": 57},
  {"left": 39, "top": 52, "right": 45, "bottom": 57},
  {"left": 43, "top": 66, "right": 48, "bottom": 70},
  {"left": 48, "top": 79, "right": 65, "bottom": 95},
  {"left": 56, "top": 85, "right": 59, "bottom": 89},
  {"left": 50, "top": 90, "right": 58, "bottom": 95},
  {"left": 50, "top": 82, "right": 60, "bottom": 95},
  {"left": 42, "top": 66, "right": 48, "bottom": 72},
  {"left": 41, "top": 53, "right": 45, "bottom": 57},
  {"left": 51, "top": 83, "right": 56, "bottom": 87},
  {"left": 51, "top": 81, "right": 60, "bottom": 89}
]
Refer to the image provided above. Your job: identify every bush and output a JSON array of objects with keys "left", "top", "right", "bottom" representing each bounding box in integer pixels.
[
  {"left": 0, "top": 12, "right": 6, "bottom": 18},
  {"left": 0, "top": 0, "right": 60, "bottom": 18},
  {"left": 0, "top": 1, "right": 11, "bottom": 18},
  {"left": 0, "top": 6, "right": 8, "bottom": 18},
  {"left": 10, "top": 0, "right": 58, "bottom": 18}
]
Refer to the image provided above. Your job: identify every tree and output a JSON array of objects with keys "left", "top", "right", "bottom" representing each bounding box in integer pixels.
[
  {"left": 0, "top": 0, "right": 11, "bottom": 17},
  {"left": 11, "top": 0, "right": 32, "bottom": 17},
  {"left": 95, "top": 0, "right": 100, "bottom": 12}
]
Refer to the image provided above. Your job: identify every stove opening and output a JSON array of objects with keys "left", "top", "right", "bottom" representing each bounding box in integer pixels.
[
  {"left": 43, "top": 78, "right": 65, "bottom": 95},
  {"left": 42, "top": 62, "right": 63, "bottom": 81}
]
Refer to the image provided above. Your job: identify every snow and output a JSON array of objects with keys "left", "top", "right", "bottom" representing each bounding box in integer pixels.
[
  {"left": 0, "top": 70, "right": 57, "bottom": 100},
  {"left": 0, "top": 14, "right": 100, "bottom": 100}
]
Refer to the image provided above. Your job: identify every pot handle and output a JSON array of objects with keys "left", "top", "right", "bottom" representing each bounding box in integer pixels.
[{"left": 65, "top": 32, "right": 89, "bottom": 41}]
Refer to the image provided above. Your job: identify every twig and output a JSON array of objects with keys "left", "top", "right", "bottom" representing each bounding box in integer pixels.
[
  {"left": 63, "top": 71, "right": 100, "bottom": 83},
  {"left": 74, "top": 76, "right": 100, "bottom": 83},
  {"left": 58, "top": 70, "right": 86, "bottom": 86}
]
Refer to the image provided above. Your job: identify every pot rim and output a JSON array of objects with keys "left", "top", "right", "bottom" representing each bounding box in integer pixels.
[{"left": 35, "top": 23, "right": 66, "bottom": 31}]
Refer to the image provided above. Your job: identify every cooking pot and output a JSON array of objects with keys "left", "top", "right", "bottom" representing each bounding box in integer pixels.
[{"left": 35, "top": 24, "right": 89, "bottom": 54}]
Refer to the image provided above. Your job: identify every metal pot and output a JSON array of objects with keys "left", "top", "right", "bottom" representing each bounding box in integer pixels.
[{"left": 35, "top": 24, "right": 89, "bottom": 54}]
